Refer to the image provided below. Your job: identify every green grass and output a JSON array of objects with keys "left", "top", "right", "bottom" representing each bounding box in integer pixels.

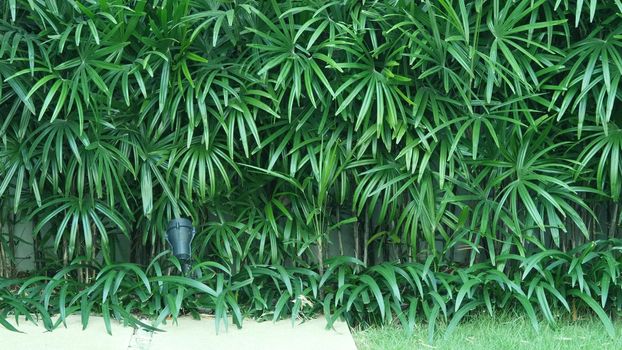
[{"left": 353, "top": 312, "right": 622, "bottom": 350}]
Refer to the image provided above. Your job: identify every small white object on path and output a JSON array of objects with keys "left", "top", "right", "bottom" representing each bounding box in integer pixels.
[{"left": 0, "top": 315, "right": 357, "bottom": 350}]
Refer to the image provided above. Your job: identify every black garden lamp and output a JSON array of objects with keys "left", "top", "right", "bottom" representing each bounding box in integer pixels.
[{"left": 166, "top": 218, "right": 196, "bottom": 274}]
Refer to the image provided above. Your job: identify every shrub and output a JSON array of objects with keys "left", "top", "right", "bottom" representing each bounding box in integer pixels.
[{"left": 1, "top": 0, "right": 622, "bottom": 338}]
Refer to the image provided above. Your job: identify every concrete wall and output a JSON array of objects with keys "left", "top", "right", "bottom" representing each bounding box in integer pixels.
[
  {"left": 1, "top": 220, "right": 36, "bottom": 272},
  {"left": 14, "top": 221, "right": 35, "bottom": 271}
]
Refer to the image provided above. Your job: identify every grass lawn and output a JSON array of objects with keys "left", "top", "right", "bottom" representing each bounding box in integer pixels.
[{"left": 353, "top": 312, "right": 622, "bottom": 350}]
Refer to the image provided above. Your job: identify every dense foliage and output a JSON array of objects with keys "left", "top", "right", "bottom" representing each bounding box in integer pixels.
[{"left": 1, "top": 0, "right": 622, "bottom": 338}]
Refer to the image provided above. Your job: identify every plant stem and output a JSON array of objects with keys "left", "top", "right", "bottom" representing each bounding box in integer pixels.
[
  {"left": 0, "top": 222, "right": 5, "bottom": 278},
  {"left": 354, "top": 221, "right": 360, "bottom": 261},
  {"left": 363, "top": 211, "right": 369, "bottom": 266},
  {"left": 337, "top": 209, "right": 344, "bottom": 256},
  {"left": 8, "top": 213, "right": 15, "bottom": 276},
  {"left": 609, "top": 203, "right": 618, "bottom": 239}
]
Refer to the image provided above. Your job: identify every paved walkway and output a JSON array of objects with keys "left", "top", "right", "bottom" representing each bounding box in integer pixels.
[{"left": 0, "top": 315, "right": 357, "bottom": 350}]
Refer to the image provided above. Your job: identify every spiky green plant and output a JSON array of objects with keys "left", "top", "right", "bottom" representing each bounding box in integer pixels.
[{"left": 2, "top": 0, "right": 622, "bottom": 340}]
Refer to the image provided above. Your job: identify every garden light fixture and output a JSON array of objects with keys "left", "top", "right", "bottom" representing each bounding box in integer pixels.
[{"left": 166, "top": 218, "right": 196, "bottom": 274}]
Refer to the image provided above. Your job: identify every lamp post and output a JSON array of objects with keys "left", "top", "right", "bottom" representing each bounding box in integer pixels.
[{"left": 166, "top": 218, "right": 196, "bottom": 275}]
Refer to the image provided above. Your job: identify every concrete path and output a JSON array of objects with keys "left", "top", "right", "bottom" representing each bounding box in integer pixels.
[{"left": 0, "top": 315, "right": 357, "bottom": 350}]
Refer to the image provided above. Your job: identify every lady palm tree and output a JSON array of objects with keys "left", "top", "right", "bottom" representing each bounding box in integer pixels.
[
  {"left": 1, "top": 0, "right": 622, "bottom": 336},
  {"left": 0, "top": 0, "right": 618, "bottom": 266}
]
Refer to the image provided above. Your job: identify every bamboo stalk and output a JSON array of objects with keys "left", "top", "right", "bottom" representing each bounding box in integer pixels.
[
  {"left": 8, "top": 213, "right": 16, "bottom": 277},
  {"left": 363, "top": 211, "right": 369, "bottom": 266},
  {"left": 32, "top": 219, "right": 39, "bottom": 271},
  {"left": 87, "top": 223, "right": 97, "bottom": 284},
  {"left": 0, "top": 223, "right": 5, "bottom": 278},
  {"left": 337, "top": 209, "right": 344, "bottom": 256},
  {"left": 63, "top": 236, "right": 68, "bottom": 267},
  {"left": 150, "top": 237, "right": 156, "bottom": 264},
  {"left": 317, "top": 237, "right": 324, "bottom": 275},
  {"left": 609, "top": 203, "right": 618, "bottom": 239},
  {"left": 353, "top": 221, "right": 360, "bottom": 261}
]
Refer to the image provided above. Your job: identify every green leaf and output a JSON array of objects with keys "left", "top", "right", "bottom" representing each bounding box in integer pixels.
[{"left": 569, "top": 290, "right": 615, "bottom": 338}]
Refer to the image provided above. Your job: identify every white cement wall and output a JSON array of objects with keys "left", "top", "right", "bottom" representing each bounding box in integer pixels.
[{"left": 14, "top": 220, "right": 35, "bottom": 271}]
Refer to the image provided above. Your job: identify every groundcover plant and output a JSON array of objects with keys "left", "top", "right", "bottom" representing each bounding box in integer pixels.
[{"left": 1, "top": 0, "right": 622, "bottom": 340}]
